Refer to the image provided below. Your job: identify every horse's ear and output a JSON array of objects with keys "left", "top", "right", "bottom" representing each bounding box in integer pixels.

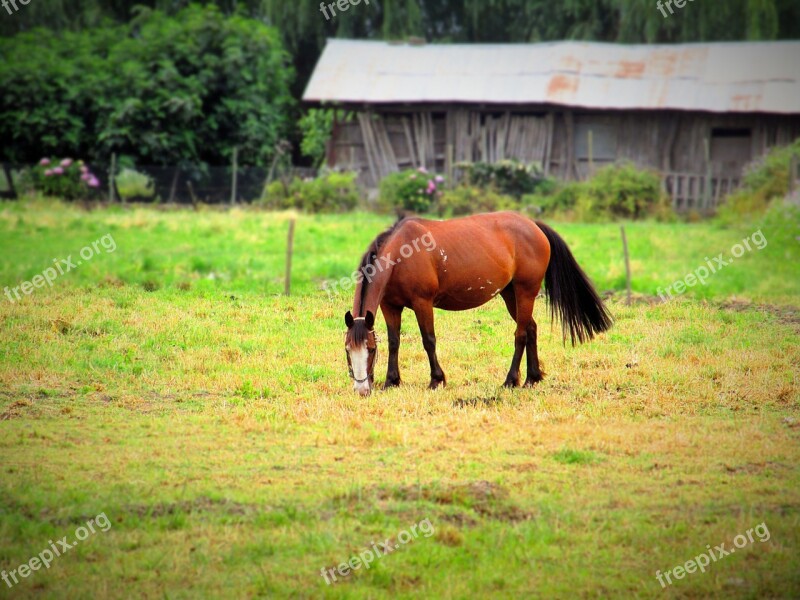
[
  {"left": 365, "top": 311, "right": 375, "bottom": 330},
  {"left": 344, "top": 311, "right": 354, "bottom": 329}
]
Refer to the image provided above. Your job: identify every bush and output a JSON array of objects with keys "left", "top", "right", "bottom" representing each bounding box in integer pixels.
[
  {"left": 576, "top": 163, "right": 668, "bottom": 220},
  {"left": 525, "top": 163, "right": 669, "bottom": 221},
  {"left": 260, "top": 170, "right": 359, "bottom": 213},
  {"left": 116, "top": 168, "right": 153, "bottom": 200},
  {"left": 19, "top": 158, "right": 101, "bottom": 201},
  {"left": 717, "top": 138, "right": 800, "bottom": 223},
  {"left": 379, "top": 168, "right": 445, "bottom": 213},
  {"left": 458, "top": 160, "right": 551, "bottom": 198},
  {"left": 437, "top": 185, "right": 518, "bottom": 217}
]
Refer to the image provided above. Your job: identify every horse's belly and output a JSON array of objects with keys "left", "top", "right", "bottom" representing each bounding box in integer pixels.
[{"left": 433, "top": 285, "right": 505, "bottom": 311}]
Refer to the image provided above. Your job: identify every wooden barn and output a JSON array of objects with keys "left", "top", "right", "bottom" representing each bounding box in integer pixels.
[{"left": 303, "top": 40, "right": 800, "bottom": 211}]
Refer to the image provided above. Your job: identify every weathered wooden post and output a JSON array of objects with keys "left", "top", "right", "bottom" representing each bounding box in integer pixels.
[
  {"left": 284, "top": 218, "right": 296, "bottom": 296},
  {"left": 230, "top": 146, "right": 239, "bottom": 205},
  {"left": 621, "top": 226, "right": 632, "bottom": 306},
  {"left": 703, "top": 138, "right": 712, "bottom": 211},
  {"left": 108, "top": 152, "right": 116, "bottom": 203},
  {"left": 446, "top": 143, "right": 454, "bottom": 187}
]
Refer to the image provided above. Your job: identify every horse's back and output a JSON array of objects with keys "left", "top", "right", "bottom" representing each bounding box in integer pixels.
[{"left": 385, "top": 212, "right": 550, "bottom": 310}]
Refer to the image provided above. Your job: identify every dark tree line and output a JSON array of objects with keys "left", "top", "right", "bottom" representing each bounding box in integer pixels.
[
  {"left": 1, "top": 0, "right": 798, "bottom": 171},
  {"left": 3, "top": 0, "right": 798, "bottom": 92}
]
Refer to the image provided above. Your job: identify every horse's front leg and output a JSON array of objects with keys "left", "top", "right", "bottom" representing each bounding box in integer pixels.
[
  {"left": 413, "top": 300, "right": 446, "bottom": 389},
  {"left": 382, "top": 302, "right": 403, "bottom": 389}
]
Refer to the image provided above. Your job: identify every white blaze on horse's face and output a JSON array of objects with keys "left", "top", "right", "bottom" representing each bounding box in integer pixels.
[
  {"left": 348, "top": 344, "right": 371, "bottom": 396},
  {"left": 344, "top": 310, "right": 377, "bottom": 397}
]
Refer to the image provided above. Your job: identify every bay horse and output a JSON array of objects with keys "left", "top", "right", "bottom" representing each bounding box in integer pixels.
[{"left": 344, "top": 211, "right": 612, "bottom": 396}]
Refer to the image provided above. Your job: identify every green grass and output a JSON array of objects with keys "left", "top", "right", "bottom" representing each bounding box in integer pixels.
[{"left": 0, "top": 198, "right": 798, "bottom": 599}]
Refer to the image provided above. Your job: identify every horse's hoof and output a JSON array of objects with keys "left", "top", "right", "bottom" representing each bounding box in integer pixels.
[
  {"left": 383, "top": 379, "right": 401, "bottom": 390},
  {"left": 503, "top": 379, "right": 519, "bottom": 388},
  {"left": 522, "top": 379, "right": 539, "bottom": 388},
  {"left": 428, "top": 379, "right": 445, "bottom": 390}
]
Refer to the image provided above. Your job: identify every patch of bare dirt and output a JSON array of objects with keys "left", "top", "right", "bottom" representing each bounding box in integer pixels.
[
  {"left": 339, "top": 480, "right": 531, "bottom": 523},
  {"left": 0, "top": 400, "right": 32, "bottom": 420},
  {"left": 718, "top": 299, "right": 800, "bottom": 328}
]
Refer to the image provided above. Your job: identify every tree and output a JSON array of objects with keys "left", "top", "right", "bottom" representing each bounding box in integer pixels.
[{"left": 0, "top": 4, "right": 295, "bottom": 170}]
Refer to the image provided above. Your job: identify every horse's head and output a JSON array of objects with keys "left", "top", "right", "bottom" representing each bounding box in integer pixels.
[{"left": 344, "top": 310, "right": 377, "bottom": 396}]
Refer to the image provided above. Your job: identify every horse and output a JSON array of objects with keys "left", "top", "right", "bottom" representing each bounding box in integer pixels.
[{"left": 343, "top": 211, "right": 612, "bottom": 396}]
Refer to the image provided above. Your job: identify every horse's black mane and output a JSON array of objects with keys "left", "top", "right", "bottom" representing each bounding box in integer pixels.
[{"left": 356, "top": 216, "right": 407, "bottom": 319}]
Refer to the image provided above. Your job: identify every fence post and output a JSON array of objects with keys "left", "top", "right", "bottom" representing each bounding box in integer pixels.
[
  {"left": 703, "top": 137, "right": 712, "bottom": 211},
  {"left": 230, "top": 146, "right": 239, "bottom": 205},
  {"left": 108, "top": 152, "right": 116, "bottom": 203},
  {"left": 621, "top": 226, "right": 632, "bottom": 306},
  {"left": 284, "top": 218, "right": 296, "bottom": 296},
  {"left": 446, "top": 143, "right": 454, "bottom": 188},
  {"left": 587, "top": 130, "right": 594, "bottom": 176}
]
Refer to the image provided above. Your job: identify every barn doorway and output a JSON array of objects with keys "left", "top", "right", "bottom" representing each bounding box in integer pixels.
[{"left": 710, "top": 128, "right": 752, "bottom": 177}]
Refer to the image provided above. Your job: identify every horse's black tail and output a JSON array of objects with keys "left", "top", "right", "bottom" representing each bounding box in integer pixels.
[{"left": 535, "top": 221, "right": 612, "bottom": 346}]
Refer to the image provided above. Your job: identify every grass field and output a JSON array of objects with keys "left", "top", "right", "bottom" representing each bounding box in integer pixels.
[{"left": 1, "top": 199, "right": 799, "bottom": 599}]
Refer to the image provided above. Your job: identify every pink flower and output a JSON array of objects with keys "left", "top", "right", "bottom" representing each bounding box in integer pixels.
[
  {"left": 53, "top": 167, "right": 64, "bottom": 175},
  {"left": 426, "top": 181, "right": 436, "bottom": 194},
  {"left": 88, "top": 177, "right": 100, "bottom": 188},
  {"left": 39, "top": 158, "right": 51, "bottom": 166},
  {"left": 80, "top": 165, "right": 89, "bottom": 174},
  {"left": 81, "top": 173, "right": 90, "bottom": 181},
  {"left": 60, "top": 159, "right": 73, "bottom": 167},
  {"left": 418, "top": 166, "right": 428, "bottom": 174},
  {"left": 435, "top": 175, "right": 445, "bottom": 183},
  {"left": 44, "top": 169, "right": 53, "bottom": 176}
]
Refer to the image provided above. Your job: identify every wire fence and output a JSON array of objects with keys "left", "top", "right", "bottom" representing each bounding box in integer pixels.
[{"left": 0, "top": 162, "right": 318, "bottom": 204}]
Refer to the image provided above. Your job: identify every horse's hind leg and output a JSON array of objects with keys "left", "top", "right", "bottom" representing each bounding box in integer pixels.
[
  {"left": 500, "top": 287, "right": 524, "bottom": 387},
  {"left": 412, "top": 300, "right": 446, "bottom": 389},
  {"left": 382, "top": 302, "right": 403, "bottom": 388},
  {"left": 501, "top": 285, "right": 539, "bottom": 388},
  {"left": 523, "top": 319, "right": 544, "bottom": 387}
]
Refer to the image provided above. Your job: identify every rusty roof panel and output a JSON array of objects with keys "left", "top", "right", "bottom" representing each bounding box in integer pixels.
[{"left": 303, "top": 40, "right": 800, "bottom": 114}]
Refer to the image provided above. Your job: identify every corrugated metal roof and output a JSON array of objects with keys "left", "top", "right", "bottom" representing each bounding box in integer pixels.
[{"left": 303, "top": 40, "right": 800, "bottom": 114}]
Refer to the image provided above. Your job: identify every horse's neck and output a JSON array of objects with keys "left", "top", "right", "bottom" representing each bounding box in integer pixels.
[{"left": 353, "top": 261, "right": 393, "bottom": 317}]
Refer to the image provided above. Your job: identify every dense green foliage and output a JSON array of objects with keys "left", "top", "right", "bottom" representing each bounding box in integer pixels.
[
  {"left": 0, "top": 5, "right": 294, "bottom": 170},
  {"left": 526, "top": 163, "right": 670, "bottom": 221},
  {"left": 378, "top": 168, "right": 445, "bottom": 213},
  {"left": 260, "top": 170, "right": 360, "bottom": 213},
  {"left": 437, "top": 185, "right": 518, "bottom": 217},
  {"left": 298, "top": 109, "right": 345, "bottom": 168},
  {"left": 717, "top": 139, "right": 800, "bottom": 223},
  {"left": 458, "top": 160, "right": 553, "bottom": 199}
]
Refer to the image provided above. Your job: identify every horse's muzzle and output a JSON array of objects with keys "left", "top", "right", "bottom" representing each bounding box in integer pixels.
[{"left": 353, "top": 380, "right": 372, "bottom": 396}]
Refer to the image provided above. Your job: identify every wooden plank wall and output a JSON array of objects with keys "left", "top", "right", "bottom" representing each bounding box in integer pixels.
[
  {"left": 329, "top": 108, "right": 800, "bottom": 196},
  {"left": 331, "top": 109, "right": 552, "bottom": 187}
]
